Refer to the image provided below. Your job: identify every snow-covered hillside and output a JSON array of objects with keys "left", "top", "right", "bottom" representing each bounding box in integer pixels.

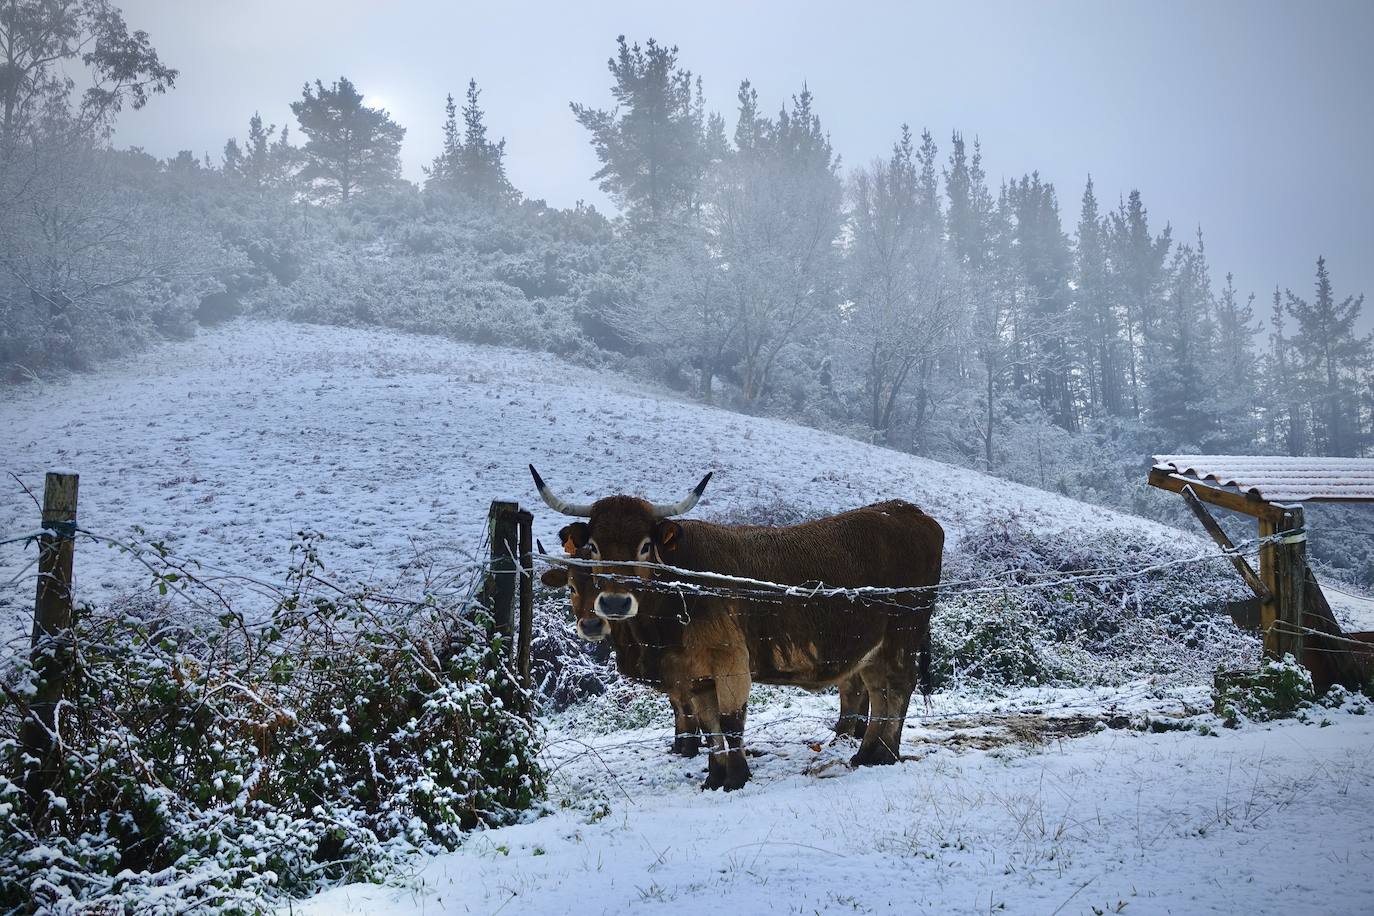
[
  {"left": 4, "top": 321, "right": 1372, "bottom": 916},
  {"left": 1, "top": 320, "right": 1188, "bottom": 628}
]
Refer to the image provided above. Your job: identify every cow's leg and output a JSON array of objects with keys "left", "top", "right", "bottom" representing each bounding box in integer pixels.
[
  {"left": 714, "top": 652, "right": 753, "bottom": 790},
  {"left": 719, "top": 703, "right": 751, "bottom": 791},
  {"left": 670, "top": 693, "right": 701, "bottom": 757},
  {"left": 691, "top": 680, "right": 729, "bottom": 790},
  {"left": 853, "top": 657, "right": 916, "bottom": 767},
  {"left": 833, "top": 676, "right": 869, "bottom": 741}
]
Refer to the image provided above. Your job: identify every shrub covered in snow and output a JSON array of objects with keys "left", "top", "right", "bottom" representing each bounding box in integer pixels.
[
  {"left": 933, "top": 517, "right": 1258, "bottom": 691},
  {"left": 1213, "top": 655, "right": 1316, "bottom": 727},
  {"left": 0, "top": 545, "right": 543, "bottom": 913}
]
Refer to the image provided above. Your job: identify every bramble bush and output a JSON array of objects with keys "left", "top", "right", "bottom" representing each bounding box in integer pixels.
[{"left": 0, "top": 540, "right": 543, "bottom": 913}]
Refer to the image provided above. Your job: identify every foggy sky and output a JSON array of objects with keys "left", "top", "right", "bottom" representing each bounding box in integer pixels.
[{"left": 115, "top": 0, "right": 1374, "bottom": 321}]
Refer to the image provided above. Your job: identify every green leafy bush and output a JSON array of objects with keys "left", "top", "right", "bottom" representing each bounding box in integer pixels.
[
  {"left": 1213, "top": 655, "right": 1316, "bottom": 726},
  {"left": 0, "top": 545, "right": 543, "bottom": 913}
]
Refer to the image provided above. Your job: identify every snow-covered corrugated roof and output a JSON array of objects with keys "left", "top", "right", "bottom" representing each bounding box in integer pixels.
[{"left": 1153, "top": 454, "right": 1374, "bottom": 503}]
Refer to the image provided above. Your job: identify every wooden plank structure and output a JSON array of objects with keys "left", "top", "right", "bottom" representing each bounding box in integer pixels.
[{"left": 1149, "top": 455, "right": 1374, "bottom": 694}]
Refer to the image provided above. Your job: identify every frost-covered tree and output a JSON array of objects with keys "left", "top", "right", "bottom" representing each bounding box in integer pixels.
[
  {"left": 291, "top": 77, "right": 405, "bottom": 204},
  {"left": 1108, "top": 189, "right": 1172, "bottom": 417},
  {"left": 571, "top": 36, "right": 702, "bottom": 227},
  {"left": 711, "top": 83, "right": 843, "bottom": 404},
  {"left": 426, "top": 79, "right": 516, "bottom": 205},
  {"left": 0, "top": 0, "right": 176, "bottom": 161},
  {"left": 1071, "top": 176, "right": 1126, "bottom": 418},
  {"left": 1284, "top": 257, "right": 1371, "bottom": 456},
  {"left": 1211, "top": 271, "right": 1262, "bottom": 449},
  {"left": 223, "top": 112, "right": 296, "bottom": 190},
  {"left": 1007, "top": 173, "right": 1075, "bottom": 430},
  {"left": 1145, "top": 235, "right": 1223, "bottom": 449},
  {"left": 848, "top": 126, "right": 963, "bottom": 442}
]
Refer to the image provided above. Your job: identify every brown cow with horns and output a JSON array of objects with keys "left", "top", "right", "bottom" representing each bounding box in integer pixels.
[{"left": 530, "top": 465, "right": 944, "bottom": 791}]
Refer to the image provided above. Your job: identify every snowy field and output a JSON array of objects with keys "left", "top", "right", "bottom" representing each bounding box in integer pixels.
[
  {"left": 3, "top": 321, "right": 1374, "bottom": 915},
  {"left": 2, "top": 320, "right": 1195, "bottom": 632},
  {"left": 305, "top": 688, "right": 1374, "bottom": 916}
]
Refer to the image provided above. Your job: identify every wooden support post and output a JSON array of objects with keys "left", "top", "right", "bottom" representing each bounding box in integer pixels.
[
  {"left": 1258, "top": 516, "right": 1280, "bottom": 656},
  {"left": 517, "top": 510, "right": 534, "bottom": 689},
  {"left": 486, "top": 500, "right": 520, "bottom": 648},
  {"left": 19, "top": 471, "right": 79, "bottom": 824},
  {"left": 1273, "top": 506, "right": 1306, "bottom": 662},
  {"left": 1180, "top": 485, "right": 1271, "bottom": 601}
]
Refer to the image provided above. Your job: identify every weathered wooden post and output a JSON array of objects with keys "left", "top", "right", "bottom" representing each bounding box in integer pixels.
[
  {"left": 1274, "top": 506, "right": 1306, "bottom": 662},
  {"left": 19, "top": 471, "right": 79, "bottom": 824},
  {"left": 486, "top": 500, "right": 520, "bottom": 646},
  {"left": 518, "top": 510, "right": 534, "bottom": 688}
]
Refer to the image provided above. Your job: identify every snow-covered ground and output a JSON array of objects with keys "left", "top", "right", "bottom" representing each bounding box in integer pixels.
[
  {"left": 4, "top": 321, "right": 1373, "bottom": 915},
  {"left": 1, "top": 320, "right": 1190, "bottom": 633},
  {"left": 304, "top": 689, "right": 1374, "bottom": 916}
]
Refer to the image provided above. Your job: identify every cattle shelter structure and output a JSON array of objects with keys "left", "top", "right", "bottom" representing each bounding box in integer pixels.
[{"left": 1149, "top": 455, "right": 1374, "bottom": 693}]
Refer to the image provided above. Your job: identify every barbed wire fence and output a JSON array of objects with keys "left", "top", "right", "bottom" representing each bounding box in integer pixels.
[{"left": 1, "top": 472, "right": 1356, "bottom": 785}]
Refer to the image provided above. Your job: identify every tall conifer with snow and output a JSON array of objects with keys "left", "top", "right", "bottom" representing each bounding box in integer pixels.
[
  {"left": 291, "top": 77, "right": 405, "bottom": 204},
  {"left": 571, "top": 36, "right": 703, "bottom": 228},
  {"left": 1284, "top": 257, "right": 1372, "bottom": 456}
]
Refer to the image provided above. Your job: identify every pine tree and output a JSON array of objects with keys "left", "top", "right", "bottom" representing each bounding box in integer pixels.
[
  {"left": 1107, "top": 190, "right": 1172, "bottom": 417},
  {"left": 1009, "top": 173, "right": 1076, "bottom": 430},
  {"left": 850, "top": 125, "right": 962, "bottom": 442},
  {"left": 1284, "top": 257, "right": 1371, "bottom": 455},
  {"left": 1212, "top": 272, "right": 1261, "bottom": 449},
  {"left": 291, "top": 77, "right": 405, "bottom": 204},
  {"left": 1072, "top": 176, "right": 1125, "bottom": 417},
  {"left": 426, "top": 80, "right": 516, "bottom": 205},
  {"left": 570, "top": 36, "right": 702, "bottom": 227},
  {"left": 1146, "top": 237, "right": 1223, "bottom": 448}
]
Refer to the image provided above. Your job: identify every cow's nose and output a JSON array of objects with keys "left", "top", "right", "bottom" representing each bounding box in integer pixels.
[
  {"left": 596, "top": 592, "right": 636, "bottom": 619},
  {"left": 578, "top": 618, "right": 608, "bottom": 641}
]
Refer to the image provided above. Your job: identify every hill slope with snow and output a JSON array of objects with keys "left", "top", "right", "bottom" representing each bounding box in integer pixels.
[
  {"left": 4, "top": 321, "right": 1372, "bottom": 916},
  {"left": 2, "top": 320, "right": 1188, "bottom": 623}
]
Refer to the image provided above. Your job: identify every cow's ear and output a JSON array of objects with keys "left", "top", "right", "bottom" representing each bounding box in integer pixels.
[
  {"left": 655, "top": 519, "right": 682, "bottom": 554},
  {"left": 559, "top": 523, "right": 590, "bottom": 554},
  {"left": 541, "top": 567, "right": 569, "bottom": 588}
]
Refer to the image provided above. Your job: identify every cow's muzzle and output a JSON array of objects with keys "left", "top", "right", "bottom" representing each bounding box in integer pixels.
[
  {"left": 577, "top": 617, "right": 609, "bottom": 641},
  {"left": 594, "top": 591, "right": 638, "bottom": 620}
]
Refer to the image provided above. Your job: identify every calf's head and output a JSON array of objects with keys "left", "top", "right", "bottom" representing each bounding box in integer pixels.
[
  {"left": 539, "top": 543, "right": 609, "bottom": 641},
  {"left": 530, "top": 465, "right": 711, "bottom": 621}
]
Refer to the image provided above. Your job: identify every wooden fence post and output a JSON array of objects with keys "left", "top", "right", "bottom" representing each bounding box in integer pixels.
[
  {"left": 486, "top": 500, "right": 520, "bottom": 647},
  {"left": 1274, "top": 506, "right": 1306, "bottom": 662},
  {"left": 517, "top": 510, "right": 534, "bottom": 688},
  {"left": 19, "top": 471, "right": 79, "bottom": 824},
  {"left": 1259, "top": 515, "right": 1280, "bottom": 657}
]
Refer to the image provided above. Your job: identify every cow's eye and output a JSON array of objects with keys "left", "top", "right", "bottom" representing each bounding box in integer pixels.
[{"left": 639, "top": 541, "right": 652, "bottom": 557}]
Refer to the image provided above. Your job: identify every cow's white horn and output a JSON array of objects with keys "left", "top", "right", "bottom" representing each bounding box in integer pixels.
[
  {"left": 529, "top": 465, "right": 593, "bottom": 517},
  {"left": 651, "top": 472, "right": 713, "bottom": 518}
]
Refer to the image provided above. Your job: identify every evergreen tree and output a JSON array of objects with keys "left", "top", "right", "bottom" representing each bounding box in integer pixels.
[
  {"left": 291, "top": 77, "right": 405, "bottom": 204},
  {"left": 849, "top": 125, "right": 962, "bottom": 442},
  {"left": 1107, "top": 190, "right": 1172, "bottom": 416},
  {"left": 1008, "top": 173, "right": 1076, "bottom": 430},
  {"left": 570, "top": 36, "right": 702, "bottom": 227},
  {"left": 1071, "top": 176, "right": 1125, "bottom": 417},
  {"left": 1265, "top": 287, "right": 1306, "bottom": 455},
  {"left": 1284, "top": 257, "right": 1371, "bottom": 455},
  {"left": 1146, "top": 238, "right": 1223, "bottom": 448},
  {"left": 426, "top": 79, "right": 516, "bottom": 204},
  {"left": 711, "top": 83, "right": 843, "bottom": 404},
  {"left": 1212, "top": 272, "right": 1261, "bottom": 449}
]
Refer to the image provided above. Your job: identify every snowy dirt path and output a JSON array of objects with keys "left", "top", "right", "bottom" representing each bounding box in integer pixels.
[{"left": 303, "top": 688, "right": 1374, "bottom": 916}]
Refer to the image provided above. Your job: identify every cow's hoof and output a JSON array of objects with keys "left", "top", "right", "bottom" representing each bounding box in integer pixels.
[
  {"left": 672, "top": 735, "right": 701, "bottom": 758},
  {"left": 850, "top": 747, "right": 900, "bottom": 767},
  {"left": 723, "top": 766, "right": 751, "bottom": 791},
  {"left": 701, "top": 776, "right": 724, "bottom": 791}
]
